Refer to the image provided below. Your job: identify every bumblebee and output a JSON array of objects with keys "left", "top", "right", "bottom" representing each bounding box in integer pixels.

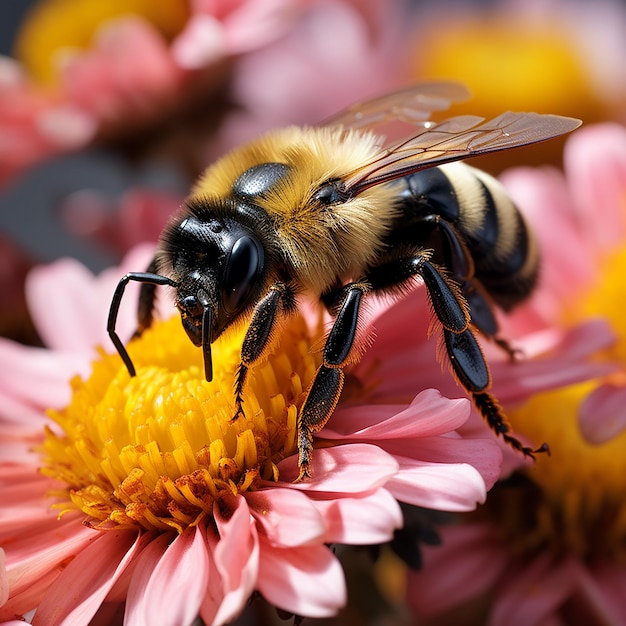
[{"left": 108, "top": 82, "right": 581, "bottom": 479}]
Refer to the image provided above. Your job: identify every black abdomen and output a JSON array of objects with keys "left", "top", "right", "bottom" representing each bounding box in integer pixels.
[{"left": 394, "top": 162, "right": 539, "bottom": 311}]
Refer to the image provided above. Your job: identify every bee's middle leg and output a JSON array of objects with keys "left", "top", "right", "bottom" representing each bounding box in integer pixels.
[{"left": 297, "top": 281, "right": 369, "bottom": 480}]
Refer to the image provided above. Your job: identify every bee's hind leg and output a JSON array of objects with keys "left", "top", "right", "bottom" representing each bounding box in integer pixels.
[{"left": 461, "top": 281, "right": 522, "bottom": 361}]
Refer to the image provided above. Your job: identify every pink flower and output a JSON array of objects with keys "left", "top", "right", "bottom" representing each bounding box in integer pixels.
[
  {"left": 501, "top": 122, "right": 626, "bottom": 443},
  {"left": 1, "top": 0, "right": 406, "bottom": 186},
  {"left": 0, "top": 0, "right": 310, "bottom": 184},
  {"left": 203, "top": 0, "right": 410, "bottom": 159},
  {"left": 406, "top": 123, "right": 626, "bottom": 625},
  {"left": 59, "top": 188, "right": 182, "bottom": 257},
  {"left": 59, "top": 17, "right": 185, "bottom": 131},
  {"left": 171, "top": 0, "right": 302, "bottom": 69},
  {"left": 408, "top": 0, "right": 626, "bottom": 127},
  {"left": 0, "top": 57, "right": 97, "bottom": 186},
  {"left": 0, "top": 244, "right": 502, "bottom": 624}
]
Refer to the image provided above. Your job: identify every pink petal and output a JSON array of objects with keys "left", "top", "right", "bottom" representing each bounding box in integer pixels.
[
  {"left": 26, "top": 258, "right": 106, "bottom": 353},
  {"left": 493, "top": 320, "right": 617, "bottom": 405},
  {"left": 378, "top": 435, "right": 502, "bottom": 491},
  {"left": 0, "top": 339, "right": 85, "bottom": 411},
  {"left": 25, "top": 245, "right": 156, "bottom": 354},
  {"left": 310, "top": 487, "right": 402, "bottom": 544},
  {"left": 0, "top": 56, "right": 24, "bottom": 88},
  {"left": 502, "top": 166, "right": 598, "bottom": 291},
  {"left": 62, "top": 18, "right": 179, "bottom": 119},
  {"left": 0, "top": 391, "right": 51, "bottom": 429},
  {"left": 3, "top": 513, "right": 94, "bottom": 600},
  {"left": 246, "top": 488, "right": 325, "bottom": 546},
  {"left": 0, "top": 463, "right": 53, "bottom": 492},
  {"left": 92, "top": 532, "right": 158, "bottom": 607},
  {"left": 0, "top": 479, "right": 74, "bottom": 538},
  {"left": 0, "top": 425, "right": 44, "bottom": 466},
  {"left": 32, "top": 529, "right": 140, "bottom": 625},
  {"left": 408, "top": 523, "right": 507, "bottom": 617},
  {"left": 122, "top": 533, "right": 169, "bottom": 621},
  {"left": 325, "top": 389, "right": 470, "bottom": 439},
  {"left": 564, "top": 123, "right": 626, "bottom": 250},
  {"left": 125, "top": 525, "right": 209, "bottom": 626},
  {"left": 256, "top": 538, "right": 346, "bottom": 618},
  {"left": 493, "top": 318, "right": 614, "bottom": 364},
  {"left": 94, "top": 18, "right": 178, "bottom": 95},
  {"left": 222, "top": 0, "right": 294, "bottom": 53},
  {"left": 268, "top": 443, "right": 399, "bottom": 493},
  {"left": 205, "top": 495, "right": 259, "bottom": 626},
  {"left": 387, "top": 459, "right": 487, "bottom": 511},
  {"left": 37, "top": 106, "right": 97, "bottom": 148},
  {"left": 171, "top": 15, "right": 225, "bottom": 68},
  {"left": 0, "top": 566, "right": 62, "bottom": 622},
  {"left": 579, "top": 382, "right": 626, "bottom": 444},
  {"left": 489, "top": 553, "right": 577, "bottom": 626},
  {"left": 103, "top": 533, "right": 160, "bottom": 605}
]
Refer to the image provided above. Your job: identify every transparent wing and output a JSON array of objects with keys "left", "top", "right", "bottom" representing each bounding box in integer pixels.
[
  {"left": 343, "top": 111, "right": 582, "bottom": 193},
  {"left": 323, "top": 82, "right": 471, "bottom": 130}
]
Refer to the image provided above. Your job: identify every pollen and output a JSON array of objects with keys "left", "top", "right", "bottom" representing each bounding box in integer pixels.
[
  {"left": 40, "top": 313, "right": 320, "bottom": 533},
  {"left": 480, "top": 245, "right": 626, "bottom": 563}
]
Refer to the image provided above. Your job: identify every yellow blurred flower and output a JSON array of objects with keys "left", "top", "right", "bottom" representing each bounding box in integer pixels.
[
  {"left": 413, "top": 19, "right": 600, "bottom": 120},
  {"left": 13, "top": 0, "right": 190, "bottom": 85},
  {"left": 409, "top": 5, "right": 618, "bottom": 171}
]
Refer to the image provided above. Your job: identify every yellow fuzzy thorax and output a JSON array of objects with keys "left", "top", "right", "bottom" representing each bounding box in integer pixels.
[{"left": 191, "top": 126, "right": 401, "bottom": 293}]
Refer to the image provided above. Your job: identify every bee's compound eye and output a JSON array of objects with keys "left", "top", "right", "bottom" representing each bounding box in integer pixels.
[{"left": 223, "top": 236, "right": 263, "bottom": 313}]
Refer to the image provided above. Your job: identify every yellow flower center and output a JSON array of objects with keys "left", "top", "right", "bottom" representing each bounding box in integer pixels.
[
  {"left": 481, "top": 245, "right": 626, "bottom": 563},
  {"left": 41, "top": 313, "right": 321, "bottom": 533},
  {"left": 14, "top": 0, "right": 190, "bottom": 85},
  {"left": 412, "top": 17, "right": 600, "bottom": 122},
  {"left": 484, "top": 382, "right": 626, "bottom": 562},
  {"left": 572, "top": 245, "right": 626, "bottom": 364}
]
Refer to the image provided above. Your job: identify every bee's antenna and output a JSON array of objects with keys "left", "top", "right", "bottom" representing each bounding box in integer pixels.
[
  {"left": 202, "top": 306, "right": 213, "bottom": 382},
  {"left": 108, "top": 271, "right": 177, "bottom": 377}
]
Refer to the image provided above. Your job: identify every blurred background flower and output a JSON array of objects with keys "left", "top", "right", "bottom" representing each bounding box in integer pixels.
[
  {"left": 1, "top": 0, "right": 626, "bottom": 624},
  {"left": 2, "top": 0, "right": 625, "bottom": 334},
  {"left": 406, "top": 121, "right": 626, "bottom": 626}
]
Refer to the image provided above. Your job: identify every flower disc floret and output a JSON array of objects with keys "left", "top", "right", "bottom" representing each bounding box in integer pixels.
[{"left": 40, "top": 314, "right": 319, "bottom": 532}]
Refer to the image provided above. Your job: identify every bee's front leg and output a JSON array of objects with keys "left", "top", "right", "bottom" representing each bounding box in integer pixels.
[{"left": 233, "top": 282, "right": 296, "bottom": 419}]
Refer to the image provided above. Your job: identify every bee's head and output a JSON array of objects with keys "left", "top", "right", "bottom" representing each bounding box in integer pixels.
[{"left": 159, "top": 211, "right": 267, "bottom": 380}]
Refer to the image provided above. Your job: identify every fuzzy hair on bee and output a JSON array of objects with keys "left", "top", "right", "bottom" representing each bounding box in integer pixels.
[
  {"left": 108, "top": 82, "right": 581, "bottom": 479},
  {"left": 189, "top": 126, "right": 402, "bottom": 295}
]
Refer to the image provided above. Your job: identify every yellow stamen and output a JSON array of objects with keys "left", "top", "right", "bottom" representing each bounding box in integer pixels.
[{"left": 40, "top": 313, "right": 321, "bottom": 532}]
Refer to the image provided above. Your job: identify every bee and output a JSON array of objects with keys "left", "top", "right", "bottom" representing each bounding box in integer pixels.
[{"left": 108, "top": 82, "right": 581, "bottom": 479}]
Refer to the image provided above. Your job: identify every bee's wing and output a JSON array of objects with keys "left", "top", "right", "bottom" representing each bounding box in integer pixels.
[
  {"left": 324, "top": 82, "right": 471, "bottom": 130},
  {"left": 343, "top": 111, "right": 582, "bottom": 193}
]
